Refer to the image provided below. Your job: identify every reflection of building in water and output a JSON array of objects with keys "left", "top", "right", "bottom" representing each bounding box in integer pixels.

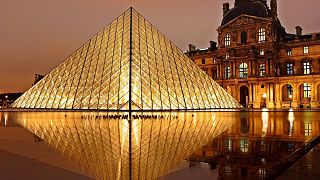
[
  {"left": 186, "top": 0, "right": 320, "bottom": 109},
  {"left": 190, "top": 111, "right": 320, "bottom": 179},
  {"left": 12, "top": 111, "right": 235, "bottom": 180}
]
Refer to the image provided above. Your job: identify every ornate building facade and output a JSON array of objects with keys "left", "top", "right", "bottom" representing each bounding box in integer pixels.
[{"left": 186, "top": 0, "right": 320, "bottom": 109}]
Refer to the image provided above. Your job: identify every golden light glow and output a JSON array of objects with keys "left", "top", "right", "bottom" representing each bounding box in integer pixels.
[
  {"left": 11, "top": 8, "right": 241, "bottom": 111},
  {"left": 12, "top": 111, "right": 235, "bottom": 180}
]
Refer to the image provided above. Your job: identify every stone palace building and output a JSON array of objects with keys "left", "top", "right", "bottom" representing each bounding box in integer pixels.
[{"left": 186, "top": 0, "right": 320, "bottom": 109}]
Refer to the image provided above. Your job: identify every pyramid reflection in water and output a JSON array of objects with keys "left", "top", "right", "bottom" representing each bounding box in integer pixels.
[
  {"left": 12, "top": 8, "right": 241, "bottom": 110},
  {"left": 13, "top": 111, "right": 235, "bottom": 180}
]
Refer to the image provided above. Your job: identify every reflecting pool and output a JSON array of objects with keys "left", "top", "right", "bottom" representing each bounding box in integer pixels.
[{"left": 0, "top": 111, "right": 235, "bottom": 180}]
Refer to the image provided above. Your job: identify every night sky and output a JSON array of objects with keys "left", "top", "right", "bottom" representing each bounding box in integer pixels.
[{"left": 1, "top": 0, "right": 320, "bottom": 93}]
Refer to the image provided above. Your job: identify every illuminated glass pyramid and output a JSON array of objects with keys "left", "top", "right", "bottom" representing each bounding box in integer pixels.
[{"left": 12, "top": 8, "right": 241, "bottom": 110}]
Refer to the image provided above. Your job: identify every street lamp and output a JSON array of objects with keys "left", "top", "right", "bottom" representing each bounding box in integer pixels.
[
  {"left": 288, "top": 94, "right": 293, "bottom": 108},
  {"left": 4, "top": 95, "right": 8, "bottom": 108}
]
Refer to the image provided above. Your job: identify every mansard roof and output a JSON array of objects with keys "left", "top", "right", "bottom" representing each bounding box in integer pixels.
[{"left": 222, "top": 0, "right": 270, "bottom": 26}]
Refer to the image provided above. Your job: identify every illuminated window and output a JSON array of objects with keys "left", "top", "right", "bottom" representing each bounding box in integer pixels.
[
  {"left": 239, "top": 63, "right": 248, "bottom": 78},
  {"left": 303, "top": 83, "right": 311, "bottom": 98},
  {"left": 225, "top": 66, "right": 231, "bottom": 79},
  {"left": 258, "top": 28, "right": 266, "bottom": 43},
  {"left": 303, "top": 62, "right": 311, "bottom": 74},
  {"left": 287, "top": 48, "right": 292, "bottom": 56},
  {"left": 287, "top": 84, "right": 293, "bottom": 98},
  {"left": 304, "top": 46, "right": 309, "bottom": 54},
  {"left": 240, "top": 139, "right": 249, "bottom": 153},
  {"left": 225, "top": 52, "right": 230, "bottom": 59},
  {"left": 259, "top": 64, "right": 265, "bottom": 76},
  {"left": 225, "top": 33, "right": 231, "bottom": 47},
  {"left": 286, "top": 63, "right": 294, "bottom": 75},
  {"left": 257, "top": 168, "right": 266, "bottom": 180},
  {"left": 260, "top": 49, "right": 265, "bottom": 56},
  {"left": 305, "top": 122, "right": 312, "bottom": 136},
  {"left": 241, "top": 31, "right": 247, "bottom": 44},
  {"left": 224, "top": 165, "right": 232, "bottom": 176},
  {"left": 226, "top": 138, "right": 232, "bottom": 152}
]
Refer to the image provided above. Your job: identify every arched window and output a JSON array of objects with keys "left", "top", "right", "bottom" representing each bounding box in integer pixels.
[
  {"left": 258, "top": 28, "right": 266, "bottom": 43},
  {"left": 224, "top": 33, "right": 231, "bottom": 47},
  {"left": 241, "top": 31, "right": 247, "bottom": 44},
  {"left": 239, "top": 63, "right": 248, "bottom": 78}
]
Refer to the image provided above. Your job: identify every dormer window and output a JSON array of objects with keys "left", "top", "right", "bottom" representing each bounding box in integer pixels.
[
  {"left": 258, "top": 28, "right": 266, "bottom": 43},
  {"left": 224, "top": 33, "right": 231, "bottom": 47}
]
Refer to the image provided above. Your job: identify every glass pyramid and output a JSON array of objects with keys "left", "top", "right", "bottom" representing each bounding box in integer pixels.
[
  {"left": 12, "top": 8, "right": 241, "bottom": 110},
  {"left": 12, "top": 111, "right": 236, "bottom": 180}
]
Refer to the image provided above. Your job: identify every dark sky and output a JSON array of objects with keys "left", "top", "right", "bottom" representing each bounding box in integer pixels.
[{"left": 1, "top": 0, "right": 320, "bottom": 93}]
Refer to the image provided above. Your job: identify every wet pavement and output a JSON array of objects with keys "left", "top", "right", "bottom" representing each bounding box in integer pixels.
[{"left": 277, "top": 144, "right": 320, "bottom": 180}]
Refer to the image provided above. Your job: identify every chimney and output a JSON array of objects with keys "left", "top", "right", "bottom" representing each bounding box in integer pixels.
[
  {"left": 188, "top": 44, "right": 196, "bottom": 52},
  {"left": 295, "top": 26, "right": 303, "bottom": 36},
  {"left": 223, "top": 3, "right": 230, "bottom": 16},
  {"left": 270, "top": 0, "right": 278, "bottom": 19},
  {"left": 209, "top": 41, "right": 217, "bottom": 50}
]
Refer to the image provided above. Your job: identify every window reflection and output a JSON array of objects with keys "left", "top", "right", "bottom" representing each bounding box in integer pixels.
[
  {"left": 224, "top": 165, "right": 232, "bottom": 176},
  {"left": 257, "top": 168, "right": 266, "bottom": 180},
  {"left": 226, "top": 138, "right": 232, "bottom": 152},
  {"left": 305, "top": 122, "right": 312, "bottom": 136},
  {"left": 240, "top": 139, "right": 249, "bottom": 153}
]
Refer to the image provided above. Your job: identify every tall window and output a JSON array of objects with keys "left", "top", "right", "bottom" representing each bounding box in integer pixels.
[
  {"left": 225, "top": 66, "right": 231, "bottom": 79},
  {"left": 202, "top": 59, "right": 206, "bottom": 64},
  {"left": 241, "top": 31, "right": 247, "bottom": 44},
  {"left": 259, "top": 64, "right": 265, "bottom": 76},
  {"left": 303, "top": 83, "right": 311, "bottom": 98},
  {"left": 287, "top": 84, "right": 293, "bottom": 97},
  {"left": 225, "top": 33, "right": 231, "bottom": 47},
  {"left": 258, "top": 28, "right": 266, "bottom": 43},
  {"left": 240, "top": 139, "right": 249, "bottom": 153},
  {"left": 225, "top": 52, "right": 230, "bottom": 59},
  {"left": 303, "top": 62, "right": 311, "bottom": 74},
  {"left": 260, "top": 49, "right": 265, "bottom": 56},
  {"left": 287, "top": 48, "right": 292, "bottom": 56},
  {"left": 287, "top": 63, "right": 294, "bottom": 75},
  {"left": 239, "top": 63, "right": 248, "bottom": 78},
  {"left": 304, "top": 46, "right": 309, "bottom": 54}
]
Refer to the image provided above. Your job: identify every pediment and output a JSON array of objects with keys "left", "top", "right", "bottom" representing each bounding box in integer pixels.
[{"left": 220, "top": 15, "right": 270, "bottom": 29}]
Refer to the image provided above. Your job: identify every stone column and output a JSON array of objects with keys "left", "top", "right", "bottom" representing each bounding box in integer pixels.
[
  {"left": 310, "top": 82, "right": 317, "bottom": 108},
  {"left": 275, "top": 83, "right": 282, "bottom": 109},
  {"left": 253, "top": 84, "right": 260, "bottom": 108},
  {"left": 268, "top": 83, "right": 275, "bottom": 108},
  {"left": 292, "top": 83, "right": 299, "bottom": 108}
]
